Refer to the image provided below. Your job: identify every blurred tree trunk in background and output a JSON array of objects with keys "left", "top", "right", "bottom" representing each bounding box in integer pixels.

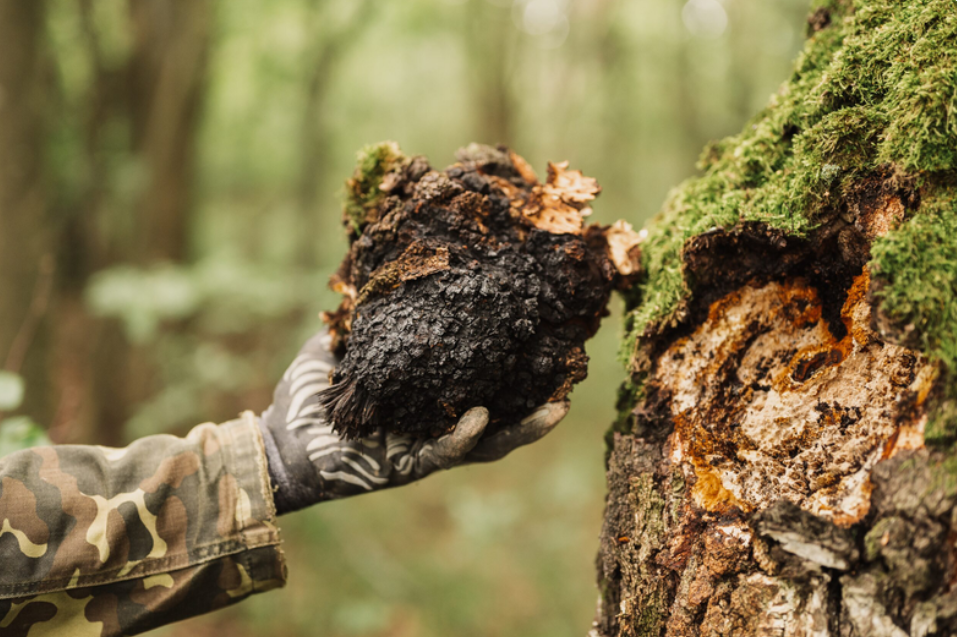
[
  {"left": 128, "top": 0, "right": 212, "bottom": 263},
  {"left": 297, "top": 0, "right": 375, "bottom": 263},
  {"left": 49, "top": 0, "right": 214, "bottom": 445},
  {"left": 674, "top": 43, "right": 706, "bottom": 171},
  {"left": 464, "top": 0, "right": 516, "bottom": 147},
  {"left": 0, "top": 0, "right": 55, "bottom": 423}
]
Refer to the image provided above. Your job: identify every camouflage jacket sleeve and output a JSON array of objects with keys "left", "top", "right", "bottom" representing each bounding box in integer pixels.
[{"left": 0, "top": 411, "right": 286, "bottom": 637}]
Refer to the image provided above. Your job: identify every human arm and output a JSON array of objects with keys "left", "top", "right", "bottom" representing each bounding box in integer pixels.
[
  {"left": 258, "top": 329, "right": 570, "bottom": 513},
  {"left": 0, "top": 330, "right": 568, "bottom": 636},
  {"left": 0, "top": 413, "right": 284, "bottom": 637}
]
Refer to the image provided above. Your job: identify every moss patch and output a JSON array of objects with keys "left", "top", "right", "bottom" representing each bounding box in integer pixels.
[
  {"left": 871, "top": 185, "right": 957, "bottom": 443},
  {"left": 623, "top": 0, "right": 957, "bottom": 429},
  {"left": 343, "top": 141, "right": 407, "bottom": 233},
  {"left": 871, "top": 188, "right": 957, "bottom": 370}
]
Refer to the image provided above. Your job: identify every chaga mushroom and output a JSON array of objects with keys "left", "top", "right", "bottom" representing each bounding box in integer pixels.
[{"left": 319, "top": 142, "right": 641, "bottom": 439}]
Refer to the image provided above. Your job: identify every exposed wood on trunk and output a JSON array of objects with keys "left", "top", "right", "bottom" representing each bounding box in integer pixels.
[{"left": 594, "top": 253, "right": 940, "bottom": 635}]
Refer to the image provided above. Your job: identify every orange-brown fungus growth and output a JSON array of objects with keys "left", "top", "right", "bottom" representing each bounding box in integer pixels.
[
  {"left": 656, "top": 275, "right": 926, "bottom": 526},
  {"left": 517, "top": 160, "right": 601, "bottom": 235}
]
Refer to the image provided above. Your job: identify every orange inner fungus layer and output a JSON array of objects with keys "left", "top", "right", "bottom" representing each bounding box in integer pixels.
[{"left": 655, "top": 273, "right": 930, "bottom": 526}]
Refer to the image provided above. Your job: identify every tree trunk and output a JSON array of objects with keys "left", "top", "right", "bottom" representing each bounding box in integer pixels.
[
  {"left": 594, "top": 1, "right": 957, "bottom": 635},
  {"left": 0, "top": 0, "right": 55, "bottom": 422},
  {"left": 49, "top": 0, "right": 214, "bottom": 445},
  {"left": 127, "top": 0, "right": 212, "bottom": 263},
  {"left": 464, "top": 0, "right": 516, "bottom": 147},
  {"left": 296, "top": 0, "right": 376, "bottom": 264}
]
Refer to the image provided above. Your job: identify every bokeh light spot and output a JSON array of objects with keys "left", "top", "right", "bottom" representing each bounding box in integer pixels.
[{"left": 682, "top": 0, "right": 729, "bottom": 38}]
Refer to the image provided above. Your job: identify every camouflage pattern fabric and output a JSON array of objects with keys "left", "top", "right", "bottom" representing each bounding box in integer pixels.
[{"left": 0, "top": 412, "right": 285, "bottom": 636}]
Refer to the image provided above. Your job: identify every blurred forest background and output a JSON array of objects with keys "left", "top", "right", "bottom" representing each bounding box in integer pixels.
[{"left": 0, "top": 0, "right": 810, "bottom": 635}]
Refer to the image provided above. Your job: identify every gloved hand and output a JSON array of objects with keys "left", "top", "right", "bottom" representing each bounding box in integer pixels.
[{"left": 259, "top": 330, "right": 570, "bottom": 514}]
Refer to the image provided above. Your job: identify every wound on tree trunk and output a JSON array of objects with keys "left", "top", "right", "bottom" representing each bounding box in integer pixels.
[
  {"left": 320, "top": 143, "right": 641, "bottom": 439},
  {"left": 595, "top": 0, "right": 957, "bottom": 635}
]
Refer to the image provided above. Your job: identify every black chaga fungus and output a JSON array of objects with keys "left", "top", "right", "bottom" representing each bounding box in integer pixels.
[{"left": 319, "top": 142, "right": 642, "bottom": 439}]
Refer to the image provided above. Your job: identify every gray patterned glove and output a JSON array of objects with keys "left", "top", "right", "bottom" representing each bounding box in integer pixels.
[{"left": 259, "top": 330, "right": 570, "bottom": 514}]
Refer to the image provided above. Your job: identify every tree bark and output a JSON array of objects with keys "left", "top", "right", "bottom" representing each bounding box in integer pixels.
[
  {"left": 593, "top": 1, "right": 957, "bottom": 635},
  {"left": 596, "top": 252, "right": 937, "bottom": 636}
]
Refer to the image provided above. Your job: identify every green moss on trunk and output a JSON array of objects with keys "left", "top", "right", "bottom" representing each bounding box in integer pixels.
[{"left": 623, "top": 0, "right": 957, "bottom": 431}]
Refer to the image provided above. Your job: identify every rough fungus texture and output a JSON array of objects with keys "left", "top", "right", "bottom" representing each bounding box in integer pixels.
[
  {"left": 320, "top": 143, "right": 640, "bottom": 439},
  {"left": 598, "top": 0, "right": 957, "bottom": 635}
]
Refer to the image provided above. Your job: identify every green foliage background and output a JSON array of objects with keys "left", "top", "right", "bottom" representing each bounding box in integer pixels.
[{"left": 4, "top": 1, "right": 810, "bottom": 635}]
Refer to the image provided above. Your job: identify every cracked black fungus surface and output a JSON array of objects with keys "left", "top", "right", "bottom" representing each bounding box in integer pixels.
[{"left": 320, "top": 149, "right": 616, "bottom": 438}]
